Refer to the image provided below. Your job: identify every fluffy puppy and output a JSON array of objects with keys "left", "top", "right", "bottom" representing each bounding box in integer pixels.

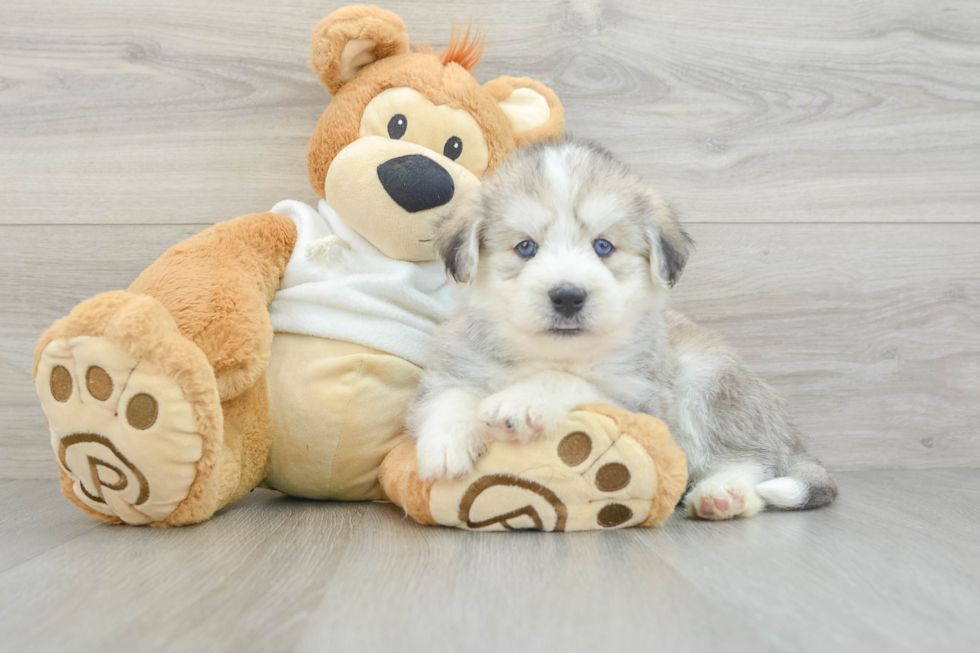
[{"left": 407, "top": 139, "right": 837, "bottom": 519}]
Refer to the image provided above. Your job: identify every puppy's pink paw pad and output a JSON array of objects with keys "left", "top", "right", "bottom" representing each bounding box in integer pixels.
[
  {"left": 525, "top": 412, "right": 545, "bottom": 432},
  {"left": 698, "top": 496, "right": 713, "bottom": 516},
  {"left": 687, "top": 484, "right": 751, "bottom": 521}
]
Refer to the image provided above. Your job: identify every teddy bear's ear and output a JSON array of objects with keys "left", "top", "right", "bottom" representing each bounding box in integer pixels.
[
  {"left": 483, "top": 76, "right": 565, "bottom": 145},
  {"left": 310, "top": 6, "right": 411, "bottom": 95}
]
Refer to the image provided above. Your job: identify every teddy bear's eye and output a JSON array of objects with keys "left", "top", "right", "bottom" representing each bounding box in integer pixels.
[
  {"left": 387, "top": 114, "right": 407, "bottom": 139},
  {"left": 443, "top": 136, "right": 463, "bottom": 161}
]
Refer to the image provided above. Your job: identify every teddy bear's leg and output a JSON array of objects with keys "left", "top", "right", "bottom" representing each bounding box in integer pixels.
[
  {"left": 264, "top": 334, "right": 423, "bottom": 501},
  {"left": 34, "top": 213, "right": 297, "bottom": 526},
  {"left": 380, "top": 404, "right": 689, "bottom": 532}
]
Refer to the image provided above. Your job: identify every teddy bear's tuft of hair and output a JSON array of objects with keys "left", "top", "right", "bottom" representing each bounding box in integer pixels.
[
  {"left": 414, "top": 23, "right": 484, "bottom": 71},
  {"left": 441, "top": 23, "right": 484, "bottom": 70}
]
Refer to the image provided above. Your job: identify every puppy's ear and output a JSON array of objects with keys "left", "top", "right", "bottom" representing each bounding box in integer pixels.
[
  {"left": 434, "top": 190, "right": 483, "bottom": 283},
  {"left": 642, "top": 191, "right": 694, "bottom": 289},
  {"left": 310, "top": 6, "right": 410, "bottom": 95}
]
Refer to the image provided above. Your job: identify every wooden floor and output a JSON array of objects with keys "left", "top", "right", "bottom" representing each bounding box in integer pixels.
[{"left": 0, "top": 470, "right": 976, "bottom": 652}]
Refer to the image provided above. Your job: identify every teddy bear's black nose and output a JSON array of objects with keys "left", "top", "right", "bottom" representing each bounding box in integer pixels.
[{"left": 377, "top": 155, "right": 455, "bottom": 213}]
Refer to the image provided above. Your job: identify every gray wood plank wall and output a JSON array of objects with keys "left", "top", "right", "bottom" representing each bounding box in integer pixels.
[{"left": 2, "top": 0, "right": 978, "bottom": 478}]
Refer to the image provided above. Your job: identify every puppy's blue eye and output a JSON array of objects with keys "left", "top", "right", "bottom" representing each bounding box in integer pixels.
[
  {"left": 593, "top": 238, "right": 615, "bottom": 257},
  {"left": 515, "top": 240, "right": 538, "bottom": 258}
]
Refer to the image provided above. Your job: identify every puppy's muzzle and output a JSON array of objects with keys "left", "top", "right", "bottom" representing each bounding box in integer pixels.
[
  {"left": 549, "top": 285, "right": 587, "bottom": 318},
  {"left": 377, "top": 155, "right": 455, "bottom": 213}
]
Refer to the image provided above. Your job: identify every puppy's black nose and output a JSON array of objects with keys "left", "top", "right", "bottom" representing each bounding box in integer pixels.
[
  {"left": 549, "top": 286, "right": 587, "bottom": 318},
  {"left": 377, "top": 155, "right": 455, "bottom": 213}
]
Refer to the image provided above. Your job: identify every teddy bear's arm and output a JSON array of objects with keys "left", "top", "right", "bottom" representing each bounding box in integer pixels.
[{"left": 125, "top": 212, "right": 297, "bottom": 401}]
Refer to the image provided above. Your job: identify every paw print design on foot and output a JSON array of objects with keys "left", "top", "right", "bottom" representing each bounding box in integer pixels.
[
  {"left": 35, "top": 292, "right": 223, "bottom": 526},
  {"left": 381, "top": 404, "right": 688, "bottom": 532}
]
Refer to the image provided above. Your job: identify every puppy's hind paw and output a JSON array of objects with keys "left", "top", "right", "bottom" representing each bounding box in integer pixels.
[{"left": 685, "top": 477, "right": 765, "bottom": 520}]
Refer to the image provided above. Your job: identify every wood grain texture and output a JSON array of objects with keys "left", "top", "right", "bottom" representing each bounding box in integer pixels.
[
  {"left": 295, "top": 500, "right": 775, "bottom": 653},
  {"left": 0, "top": 487, "right": 368, "bottom": 653},
  {"left": 674, "top": 223, "right": 980, "bottom": 470},
  {"left": 0, "top": 471, "right": 976, "bottom": 652},
  {"left": 2, "top": 222, "right": 977, "bottom": 478},
  {"left": 0, "top": 480, "right": 99, "bottom": 574},
  {"left": 641, "top": 468, "right": 980, "bottom": 652},
  {"left": 2, "top": 0, "right": 979, "bottom": 225}
]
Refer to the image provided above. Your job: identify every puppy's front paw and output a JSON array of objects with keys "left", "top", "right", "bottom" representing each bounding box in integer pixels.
[
  {"left": 478, "top": 388, "right": 568, "bottom": 442},
  {"left": 415, "top": 427, "right": 483, "bottom": 481}
]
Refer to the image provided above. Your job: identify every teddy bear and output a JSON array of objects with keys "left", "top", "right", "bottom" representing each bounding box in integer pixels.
[{"left": 33, "top": 5, "right": 688, "bottom": 531}]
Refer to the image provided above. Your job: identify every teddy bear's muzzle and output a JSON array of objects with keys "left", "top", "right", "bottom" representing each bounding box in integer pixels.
[{"left": 324, "top": 135, "right": 481, "bottom": 262}]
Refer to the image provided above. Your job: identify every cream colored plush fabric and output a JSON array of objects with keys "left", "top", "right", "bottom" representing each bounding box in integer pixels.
[
  {"left": 427, "top": 410, "right": 659, "bottom": 531},
  {"left": 382, "top": 405, "right": 689, "bottom": 532},
  {"left": 37, "top": 336, "right": 205, "bottom": 525},
  {"left": 265, "top": 333, "right": 422, "bottom": 500}
]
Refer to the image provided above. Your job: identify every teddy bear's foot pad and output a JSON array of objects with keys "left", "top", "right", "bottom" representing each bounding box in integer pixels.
[
  {"left": 436, "top": 424, "right": 654, "bottom": 531},
  {"left": 384, "top": 404, "right": 688, "bottom": 532},
  {"left": 37, "top": 336, "right": 208, "bottom": 525}
]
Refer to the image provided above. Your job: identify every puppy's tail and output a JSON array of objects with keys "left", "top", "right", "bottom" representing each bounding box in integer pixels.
[{"left": 757, "top": 454, "right": 838, "bottom": 510}]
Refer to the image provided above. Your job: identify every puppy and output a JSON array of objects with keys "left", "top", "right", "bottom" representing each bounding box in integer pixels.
[{"left": 407, "top": 139, "right": 837, "bottom": 520}]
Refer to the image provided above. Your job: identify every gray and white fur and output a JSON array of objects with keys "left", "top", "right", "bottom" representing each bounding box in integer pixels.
[{"left": 408, "top": 139, "right": 837, "bottom": 519}]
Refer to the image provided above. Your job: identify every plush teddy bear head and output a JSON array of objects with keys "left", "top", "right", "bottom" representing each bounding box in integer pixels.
[{"left": 306, "top": 5, "right": 564, "bottom": 262}]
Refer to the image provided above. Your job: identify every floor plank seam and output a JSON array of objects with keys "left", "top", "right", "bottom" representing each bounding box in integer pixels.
[
  {"left": 3, "top": 221, "right": 980, "bottom": 227},
  {"left": 0, "top": 523, "right": 102, "bottom": 579}
]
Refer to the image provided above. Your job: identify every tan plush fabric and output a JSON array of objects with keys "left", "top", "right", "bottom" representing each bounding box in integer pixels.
[
  {"left": 128, "top": 212, "right": 297, "bottom": 402},
  {"left": 306, "top": 10, "right": 565, "bottom": 199},
  {"left": 265, "top": 334, "right": 422, "bottom": 500},
  {"left": 39, "top": 336, "right": 204, "bottom": 525},
  {"left": 580, "top": 404, "right": 689, "bottom": 528},
  {"left": 379, "top": 440, "right": 436, "bottom": 526},
  {"left": 380, "top": 405, "right": 689, "bottom": 532},
  {"left": 34, "top": 210, "right": 295, "bottom": 527},
  {"left": 308, "top": 53, "right": 504, "bottom": 198},
  {"left": 309, "top": 6, "right": 410, "bottom": 96},
  {"left": 482, "top": 76, "right": 565, "bottom": 145},
  {"left": 217, "top": 373, "right": 275, "bottom": 509},
  {"left": 34, "top": 291, "right": 225, "bottom": 527}
]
